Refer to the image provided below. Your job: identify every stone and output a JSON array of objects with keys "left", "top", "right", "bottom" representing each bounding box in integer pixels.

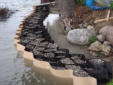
[
  {"left": 79, "top": 23, "right": 84, "bottom": 28},
  {"left": 101, "top": 44, "right": 111, "bottom": 56},
  {"left": 71, "top": 56, "right": 87, "bottom": 65},
  {"left": 89, "top": 51, "right": 98, "bottom": 57},
  {"left": 88, "top": 41, "right": 102, "bottom": 51},
  {"left": 87, "top": 25, "right": 94, "bottom": 30},
  {"left": 97, "top": 34, "right": 104, "bottom": 42},
  {"left": 99, "top": 26, "right": 113, "bottom": 46},
  {"left": 87, "top": 59, "right": 112, "bottom": 81},
  {"left": 65, "top": 27, "right": 72, "bottom": 32},
  {"left": 60, "top": 58, "right": 74, "bottom": 64},
  {"left": 67, "top": 29, "right": 95, "bottom": 45},
  {"left": 103, "top": 41, "right": 111, "bottom": 45},
  {"left": 88, "top": 41, "right": 111, "bottom": 55}
]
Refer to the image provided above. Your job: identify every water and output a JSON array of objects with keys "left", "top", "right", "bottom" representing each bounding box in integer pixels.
[{"left": 0, "top": 0, "right": 71, "bottom": 85}]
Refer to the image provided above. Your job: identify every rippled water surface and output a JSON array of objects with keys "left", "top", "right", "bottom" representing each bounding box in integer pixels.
[{"left": 0, "top": 0, "right": 71, "bottom": 85}]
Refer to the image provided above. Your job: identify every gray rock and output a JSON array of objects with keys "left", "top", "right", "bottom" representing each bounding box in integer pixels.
[
  {"left": 101, "top": 44, "right": 111, "bottom": 56},
  {"left": 67, "top": 29, "right": 95, "bottom": 45},
  {"left": 87, "top": 59, "right": 112, "bottom": 81},
  {"left": 60, "top": 58, "right": 74, "bottom": 64},
  {"left": 103, "top": 41, "right": 111, "bottom": 45},
  {"left": 88, "top": 41, "right": 111, "bottom": 55},
  {"left": 87, "top": 25, "right": 94, "bottom": 30},
  {"left": 97, "top": 34, "right": 104, "bottom": 42},
  {"left": 88, "top": 41, "right": 102, "bottom": 51},
  {"left": 99, "top": 26, "right": 113, "bottom": 46}
]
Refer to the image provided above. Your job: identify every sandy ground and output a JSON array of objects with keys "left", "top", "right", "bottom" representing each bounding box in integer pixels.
[{"left": 46, "top": 17, "right": 91, "bottom": 58}]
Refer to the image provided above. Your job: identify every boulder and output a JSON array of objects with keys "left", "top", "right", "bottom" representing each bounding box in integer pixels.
[
  {"left": 101, "top": 44, "right": 111, "bottom": 56},
  {"left": 87, "top": 59, "right": 112, "bottom": 82},
  {"left": 87, "top": 25, "right": 94, "bottom": 30},
  {"left": 67, "top": 29, "right": 95, "bottom": 45},
  {"left": 100, "top": 26, "right": 113, "bottom": 46},
  {"left": 97, "top": 34, "right": 104, "bottom": 42},
  {"left": 88, "top": 41, "right": 111, "bottom": 55},
  {"left": 88, "top": 41, "right": 102, "bottom": 51}
]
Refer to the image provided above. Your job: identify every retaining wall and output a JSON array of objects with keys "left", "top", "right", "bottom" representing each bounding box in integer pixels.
[{"left": 14, "top": 3, "right": 97, "bottom": 85}]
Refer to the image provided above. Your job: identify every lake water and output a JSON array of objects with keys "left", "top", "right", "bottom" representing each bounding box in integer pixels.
[{"left": 0, "top": 0, "right": 72, "bottom": 85}]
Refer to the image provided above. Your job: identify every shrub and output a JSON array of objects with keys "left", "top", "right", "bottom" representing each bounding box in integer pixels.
[
  {"left": 76, "top": 0, "right": 86, "bottom": 6},
  {"left": 88, "top": 35, "right": 97, "bottom": 46},
  {"left": 109, "top": 1, "right": 113, "bottom": 10},
  {"left": 107, "top": 79, "right": 113, "bottom": 85}
]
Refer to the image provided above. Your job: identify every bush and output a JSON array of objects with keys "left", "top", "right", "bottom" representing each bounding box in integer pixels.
[
  {"left": 109, "top": 1, "right": 113, "bottom": 10},
  {"left": 76, "top": 0, "right": 86, "bottom": 6},
  {"left": 88, "top": 35, "right": 97, "bottom": 46},
  {"left": 107, "top": 79, "right": 113, "bottom": 85}
]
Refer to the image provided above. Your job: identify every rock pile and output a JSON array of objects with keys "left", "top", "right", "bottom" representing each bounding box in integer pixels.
[
  {"left": 19, "top": 4, "right": 112, "bottom": 83},
  {"left": 88, "top": 41, "right": 111, "bottom": 56}
]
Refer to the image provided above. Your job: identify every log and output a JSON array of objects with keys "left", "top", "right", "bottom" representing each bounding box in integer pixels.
[
  {"left": 94, "top": 17, "right": 113, "bottom": 24},
  {"left": 106, "top": 9, "right": 110, "bottom": 22}
]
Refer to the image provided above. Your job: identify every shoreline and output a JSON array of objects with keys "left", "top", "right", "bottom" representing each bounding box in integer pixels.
[{"left": 14, "top": 3, "right": 111, "bottom": 85}]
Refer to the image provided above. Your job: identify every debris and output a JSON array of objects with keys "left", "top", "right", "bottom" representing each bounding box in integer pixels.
[
  {"left": 97, "top": 34, "right": 104, "bottom": 42},
  {"left": 94, "top": 10, "right": 113, "bottom": 24}
]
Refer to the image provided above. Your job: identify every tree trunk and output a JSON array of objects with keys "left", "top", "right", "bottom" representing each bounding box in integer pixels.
[
  {"left": 41, "top": 0, "right": 55, "bottom": 3},
  {"left": 55, "top": 0, "right": 76, "bottom": 18}
]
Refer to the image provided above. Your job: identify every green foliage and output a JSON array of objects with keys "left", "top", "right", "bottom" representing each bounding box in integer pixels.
[
  {"left": 109, "top": 1, "right": 113, "bottom": 10},
  {"left": 88, "top": 35, "right": 97, "bottom": 46},
  {"left": 107, "top": 79, "right": 113, "bottom": 85},
  {"left": 77, "top": 0, "right": 86, "bottom": 6}
]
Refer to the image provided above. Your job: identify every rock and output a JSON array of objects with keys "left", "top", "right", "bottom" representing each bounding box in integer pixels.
[
  {"left": 79, "top": 23, "right": 84, "bottom": 28},
  {"left": 97, "top": 34, "right": 104, "bottom": 42},
  {"left": 88, "top": 41, "right": 102, "bottom": 51},
  {"left": 87, "top": 25, "right": 94, "bottom": 30},
  {"left": 101, "top": 44, "right": 111, "bottom": 56},
  {"left": 65, "top": 27, "right": 72, "bottom": 32},
  {"left": 67, "top": 29, "right": 95, "bottom": 45},
  {"left": 89, "top": 51, "right": 98, "bottom": 57},
  {"left": 87, "top": 59, "right": 112, "bottom": 82},
  {"left": 60, "top": 58, "right": 74, "bottom": 64},
  {"left": 88, "top": 41, "right": 111, "bottom": 55},
  {"left": 103, "top": 41, "right": 111, "bottom": 45},
  {"left": 99, "top": 26, "right": 113, "bottom": 46}
]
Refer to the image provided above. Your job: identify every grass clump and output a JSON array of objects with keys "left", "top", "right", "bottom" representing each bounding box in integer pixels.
[
  {"left": 107, "top": 79, "right": 113, "bottom": 85},
  {"left": 109, "top": 1, "right": 113, "bottom": 10},
  {"left": 88, "top": 35, "right": 97, "bottom": 46},
  {"left": 76, "top": 0, "right": 86, "bottom": 6}
]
